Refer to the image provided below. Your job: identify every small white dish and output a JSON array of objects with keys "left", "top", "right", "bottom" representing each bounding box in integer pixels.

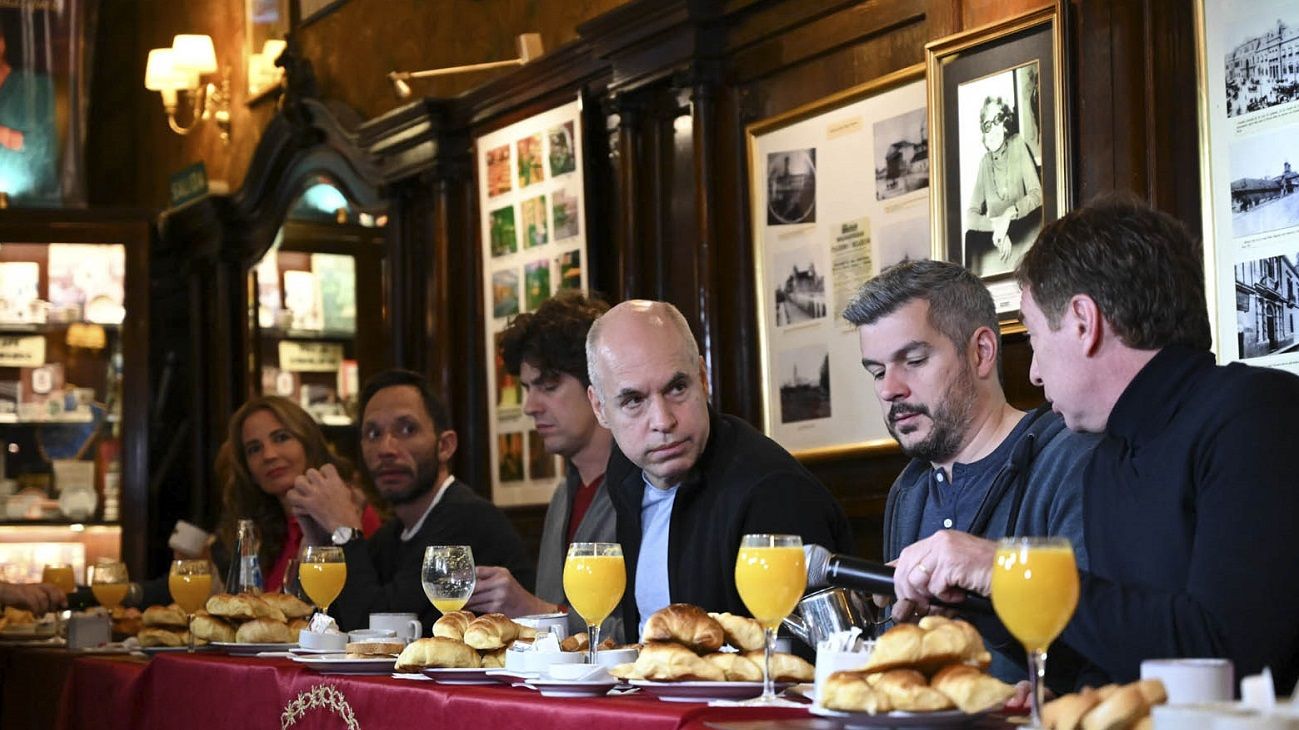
[
  {"left": 298, "top": 629, "right": 346, "bottom": 651},
  {"left": 595, "top": 647, "right": 638, "bottom": 668},
  {"left": 420, "top": 667, "right": 496, "bottom": 685},
  {"left": 545, "top": 662, "right": 612, "bottom": 682},
  {"left": 525, "top": 678, "right": 618, "bottom": 698}
]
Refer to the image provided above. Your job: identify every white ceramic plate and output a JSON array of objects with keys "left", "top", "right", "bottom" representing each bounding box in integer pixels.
[
  {"left": 630, "top": 680, "right": 792, "bottom": 703},
  {"left": 809, "top": 705, "right": 989, "bottom": 727},
  {"left": 290, "top": 653, "right": 397, "bottom": 675},
  {"left": 139, "top": 645, "right": 215, "bottom": 655},
  {"left": 485, "top": 668, "right": 538, "bottom": 685},
  {"left": 420, "top": 667, "right": 497, "bottom": 685},
  {"left": 525, "top": 678, "right": 617, "bottom": 698},
  {"left": 290, "top": 646, "right": 344, "bottom": 655},
  {"left": 211, "top": 641, "right": 298, "bottom": 656},
  {"left": 0, "top": 624, "right": 57, "bottom": 640}
]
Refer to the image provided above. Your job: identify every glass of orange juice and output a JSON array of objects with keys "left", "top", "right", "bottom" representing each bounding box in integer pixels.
[
  {"left": 562, "top": 542, "right": 625, "bottom": 664},
  {"left": 991, "top": 537, "right": 1079, "bottom": 728},
  {"left": 735, "top": 534, "right": 806, "bottom": 705},
  {"left": 89, "top": 560, "right": 129, "bottom": 611},
  {"left": 169, "top": 559, "right": 213, "bottom": 653},
  {"left": 42, "top": 564, "right": 76, "bottom": 595},
  {"left": 421, "top": 546, "right": 475, "bottom": 614},
  {"left": 299, "top": 546, "right": 346, "bottom": 616}
]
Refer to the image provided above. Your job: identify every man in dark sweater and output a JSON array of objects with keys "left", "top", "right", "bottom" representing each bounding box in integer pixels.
[
  {"left": 288, "top": 369, "right": 534, "bottom": 632},
  {"left": 844, "top": 259, "right": 1096, "bottom": 690},
  {"left": 586, "top": 300, "right": 854, "bottom": 638},
  {"left": 888, "top": 198, "right": 1299, "bottom": 695}
]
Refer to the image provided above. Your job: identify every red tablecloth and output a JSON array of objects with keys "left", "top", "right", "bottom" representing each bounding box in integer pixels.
[{"left": 55, "top": 652, "right": 816, "bottom": 730}]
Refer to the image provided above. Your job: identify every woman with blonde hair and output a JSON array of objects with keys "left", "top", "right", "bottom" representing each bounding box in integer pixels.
[{"left": 216, "top": 395, "right": 382, "bottom": 592}]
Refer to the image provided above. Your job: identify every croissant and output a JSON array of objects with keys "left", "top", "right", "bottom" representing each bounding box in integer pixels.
[
  {"left": 559, "top": 632, "right": 588, "bottom": 653},
  {"left": 432, "top": 610, "right": 475, "bottom": 641},
  {"left": 863, "top": 616, "right": 989, "bottom": 674},
  {"left": 930, "top": 663, "right": 1016, "bottom": 714},
  {"left": 641, "top": 604, "right": 724, "bottom": 653},
  {"left": 288, "top": 617, "right": 310, "bottom": 634},
  {"left": 142, "top": 604, "right": 188, "bottom": 628},
  {"left": 619, "top": 641, "right": 725, "bottom": 681},
  {"left": 394, "top": 637, "right": 480, "bottom": 672},
  {"left": 260, "top": 593, "right": 313, "bottom": 619},
  {"left": 708, "top": 612, "right": 765, "bottom": 651},
  {"left": 740, "top": 650, "right": 814, "bottom": 682},
  {"left": 1080, "top": 684, "right": 1149, "bottom": 730},
  {"left": 234, "top": 618, "right": 294, "bottom": 644},
  {"left": 205, "top": 593, "right": 287, "bottom": 623},
  {"left": 463, "top": 613, "right": 521, "bottom": 650},
  {"left": 866, "top": 668, "right": 954, "bottom": 712},
  {"left": 1043, "top": 688, "right": 1101, "bottom": 730},
  {"left": 702, "top": 652, "right": 762, "bottom": 681},
  {"left": 189, "top": 611, "right": 236, "bottom": 643},
  {"left": 479, "top": 647, "right": 507, "bottom": 669},
  {"left": 820, "top": 671, "right": 893, "bottom": 714},
  {"left": 137, "top": 627, "right": 188, "bottom": 647}
]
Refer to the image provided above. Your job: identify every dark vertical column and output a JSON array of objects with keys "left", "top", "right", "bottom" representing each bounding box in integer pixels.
[
  {"left": 690, "top": 71, "right": 722, "bottom": 404},
  {"left": 610, "top": 94, "right": 644, "bottom": 301}
]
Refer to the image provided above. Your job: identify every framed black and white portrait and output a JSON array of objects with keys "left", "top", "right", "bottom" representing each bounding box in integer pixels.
[{"left": 927, "top": 5, "right": 1069, "bottom": 319}]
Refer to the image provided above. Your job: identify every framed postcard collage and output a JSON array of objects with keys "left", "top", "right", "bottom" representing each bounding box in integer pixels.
[{"left": 476, "top": 99, "right": 588, "bottom": 507}]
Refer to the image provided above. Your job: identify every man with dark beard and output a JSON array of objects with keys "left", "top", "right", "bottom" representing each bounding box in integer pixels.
[
  {"left": 288, "top": 369, "right": 534, "bottom": 631},
  {"left": 843, "top": 259, "right": 1096, "bottom": 691}
]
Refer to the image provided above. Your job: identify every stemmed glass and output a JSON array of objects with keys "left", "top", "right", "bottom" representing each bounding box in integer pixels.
[
  {"left": 562, "top": 542, "right": 625, "bottom": 665},
  {"left": 991, "top": 537, "right": 1080, "bottom": 728},
  {"left": 298, "top": 546, "right": 347, "bottom": 616},
  {"left": 421, "top": 546, "right": 476, "bottom": 614},
  {"left": 89, "top": 560, "right": 129, "bottom": 611},
  {"left": 169, "top": 559, "right": 213, "bottom": 653},
  {"left": 734, "top": 534, "right": 806, "bottom": 706}
]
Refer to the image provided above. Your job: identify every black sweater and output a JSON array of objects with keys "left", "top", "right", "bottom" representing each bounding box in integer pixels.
[
  {"left": 1063, "top": 346, "right": 1299, "bottom": 694},
  {"left": 607, "top": 409, "right": 855, "bottom": 637}
]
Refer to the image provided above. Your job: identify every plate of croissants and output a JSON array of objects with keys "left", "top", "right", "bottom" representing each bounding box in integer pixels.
[
  {"left": 399, "top": 611, "right": 538, "bottom": 682},
  {"left": 136, "top": 592, "right": 314, "bottom": 652},
  {"left": 609, "top": 604, "right": 814, "bottom": 703},
  {"left": 809, "top": 616, "right": 1017, "bottom": 726}
]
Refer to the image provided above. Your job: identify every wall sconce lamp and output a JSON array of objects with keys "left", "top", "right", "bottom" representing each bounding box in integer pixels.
[
  {"left": 386, "top": 33, "right": 544, "bottom": 99},
  {"left": 144, "top": 34, "right": 232, "bottom": 142}
]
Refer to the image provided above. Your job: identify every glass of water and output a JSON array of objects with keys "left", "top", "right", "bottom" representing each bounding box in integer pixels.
[{"left": 421, "top": 545, "right": 475, "bottom": 613}]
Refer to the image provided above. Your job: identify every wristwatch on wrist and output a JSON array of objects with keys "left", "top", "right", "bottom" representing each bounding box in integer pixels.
[{"left": 330, "top": 526, "right": 361, "bottom": 546}]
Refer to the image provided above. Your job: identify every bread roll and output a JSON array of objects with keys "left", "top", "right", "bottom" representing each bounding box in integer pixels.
[
  {"left": 432, "top": 610, "right": 475, "bottom": 641},
  {"left": 866, "top": 668, "right": 954, "bottom": 712},
  {"left": 463, "top": 613, "right": 521, "bottom": 650},
  {"left": 863, "top": 616, "right": 989, "bottom": 674},
  {"left": 111, "top": 607, "right": 142, "bottom": 637},
  {"left": 479, "top": 647, "right": 507, "bottom": 669},
  {"left": 189, "top": 612, "right": 236, "bottom": 643},
  {"left": 930, "top": 663, "right": 1016, "bottom": 714},
  {"left": 618, "top": 641, "right": 725, "bottom": 681},
  {"left": 260, "top": 593, "right": 313, "bottom": 619},
  {"left": 142, "top": 604, "right": 188, "bottom": 628},
  {"left": 740, "top": 650, "right": 814, "bottom": 682},
  {"left": 820, "top": 671, "right": 893, "bottom": 714},
  {"left": 205, "top": 593, "right": 287, "bottom": 622},
  {"left": 641, "top": 604, "right": 724, "bottom": 653},
  {"left": 1043, "top": 688, "right": 1101, "bottom": 730},
  {"left": 1080, "top": 684, "right": 1148, "bottom": 730},
  {"left": 138, "top": 627, "right": 188, "bottom": 647},
  {"left": 702, "top": 652, "right": 762, "bottom": 681},
  {"left": 345, "top": 641, "right": 405, "bottom": 657},
  {"left": 234, "top": 618, "right": 294, "bottom": 644},
  {"left": 394, "top": 637, "right": 480, "bottom": 672},
  {"left": 709, "top": 612, "right": 765, "bottom": 652}
]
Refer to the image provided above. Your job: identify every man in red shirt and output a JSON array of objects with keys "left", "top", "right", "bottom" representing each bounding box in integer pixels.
[{"left": 466, "top": 291, "right": 620, "bottom": 640}]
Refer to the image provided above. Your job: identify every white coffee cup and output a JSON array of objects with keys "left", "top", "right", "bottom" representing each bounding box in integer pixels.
[
  {"left": 369, "top": 612, "right": 421, "bottom": 642},
  {"left": 168, "top": 520, "right": 211, "bottom": 558},
  {"left": 1142, "top": 658, "right": 1235, "bottom": 704}
]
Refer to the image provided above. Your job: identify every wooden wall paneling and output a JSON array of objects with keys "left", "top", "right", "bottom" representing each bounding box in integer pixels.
[{"left": 1140, "top": 0, "right": 1201, "bottom": 229}]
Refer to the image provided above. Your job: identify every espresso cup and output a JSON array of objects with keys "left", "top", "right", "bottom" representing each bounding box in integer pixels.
[
  {"left": 369, "top": 612, "right": 421, "bottom": 641},
  {"left": 1142, "top": 658, "right": 1234, "bottom": 704}
]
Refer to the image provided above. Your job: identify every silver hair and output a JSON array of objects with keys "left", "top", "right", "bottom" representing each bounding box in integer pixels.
[{"left": 586, "top": 300, "right": 700, "bottom": 399}]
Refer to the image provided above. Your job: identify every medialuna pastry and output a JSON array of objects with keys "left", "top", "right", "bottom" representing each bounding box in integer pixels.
[
  {"left": 709, "top": 612, "right": 765, "bottom": 652},
  {"left": 142, "top": 604, "right": 188, "bottom": 628},
  {"left": 928, "top": 663, "right": 1016, "bottom": 714},
  {"left": 432, "top": 610, "right": 475, "bottom": 641},
  {"left": 702, "top": 652, "right": 762, "bottom": 682},
  {"left": 641, "top": 604, "right": 725, "bottom": 653},
  {"left": 137, "top": 626, "right": 189, "bottom": 648},
  {"left": 863, "top": 616, "right": 990, "bottom": 674},
  {"left": 259, "top": 592, "right": 313, "bottom": 619},
  {"left": 205, "top": 593, "right": 287, "bottom": 623},
  {"left": 189, "top": 611, "right": 236, "bottom": 643},
  {"left": 462, "top": 613, "right": 524, "bottom": 650},
  {"left": 617, "top": 641, "right": 726, "bottom": 681},
  {"left": 234, "top": 617, "right": 295, "bottom": 644},
  {"left": 820, "top": 671, "right": 894, "bottom": 714},
  {"left": 394, "top": 637, "right": 480, "bottom": 672}
]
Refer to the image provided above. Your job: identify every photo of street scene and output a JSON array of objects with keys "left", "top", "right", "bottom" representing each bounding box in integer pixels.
[
  {"left": 770, "top": 247, "right": 827, "bottom": 327},
  {"left": 777, "top": 344, "right": 831, "bottom": 424},
  {"left": 1229, "top": 127, "right": 1299, "bottom": 238},
  {"left": 767, "top": 148, "right": 817, "bottom": 225},
  {"left": 874, "top": 107, "right": 929, "bottom": 201},
  {"left": 1235, "top": 252, "right": 1299, "bottom": 359},
  {"left": 1224, "top": 16, "right": 1299, "bottom": 118}
]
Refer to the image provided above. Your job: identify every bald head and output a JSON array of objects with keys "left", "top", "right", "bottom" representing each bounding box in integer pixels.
[{"left": 585, "top": 300, "right": 711, "bottom": 488}]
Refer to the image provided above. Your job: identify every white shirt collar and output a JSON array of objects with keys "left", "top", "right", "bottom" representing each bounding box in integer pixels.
[{"left": 400, "top": 474, "right": 456, "bottom": 542}]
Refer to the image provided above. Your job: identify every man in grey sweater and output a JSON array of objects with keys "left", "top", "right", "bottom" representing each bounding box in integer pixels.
[
  {"left": 465, "top": 291, "right": 621, "bottom": 641},
  {"left": 844, "top": 259, "right": 1096, "bottom": 691}
]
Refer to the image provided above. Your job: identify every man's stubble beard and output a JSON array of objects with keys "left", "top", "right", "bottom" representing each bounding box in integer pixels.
[{"left": 888, "top": 362, "right": 978, "bottom": 464}]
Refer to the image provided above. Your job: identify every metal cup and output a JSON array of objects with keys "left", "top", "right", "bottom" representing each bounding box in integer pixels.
[{"left": 782, "top": 586, "right": 876, "bottom": 649}]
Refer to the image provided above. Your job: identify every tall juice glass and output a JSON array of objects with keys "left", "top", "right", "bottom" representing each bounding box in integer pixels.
[
  {"left": 991, "top": 537, "right": 1079, "bottom": 728},
  {"left": 421, "top": 546, "right": 476, "bottom": 613},
  {"left": 89, "top": 561, "right": 129, "bottom": 610},
  {"left": 735, "top": 534, "right": 805, "bottom": 705},
  {"left": 42, "top": 564, "right": 76, "bottom": 594},
  {"left": 169, "top": 559, "right": 213, "bottom": 652},
  {"left": 562, "top": 542, "right": 625, "bottom": 664},
  {"left": 299, "top": 546, "right": 346, "bottom": 615}
]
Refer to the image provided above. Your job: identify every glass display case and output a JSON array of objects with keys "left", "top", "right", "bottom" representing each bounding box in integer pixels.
[{"left": 0, "top": 211, "right": 150, "bottom": 577}]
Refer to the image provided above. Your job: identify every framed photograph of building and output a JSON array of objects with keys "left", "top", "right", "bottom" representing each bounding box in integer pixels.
[
  {"left": 475, "top": 97, "right": 586, "bottom": 506},
  {"left": 926, "top": 5, "right": 1068, "bottom": 319},
  {"left": 1196, "top": 0, "right": 1299, "bottom": 374},
  {"left": 748, "top": 65, "right": 929, "bottom": 458}
]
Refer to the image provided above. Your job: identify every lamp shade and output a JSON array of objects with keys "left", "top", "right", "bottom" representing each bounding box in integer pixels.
[
  {"left": 144, "top": 48, "right": 197, "bottom": 91},
  {"left": 171, "top": 34, "right": 218, "bottom": 75}
]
